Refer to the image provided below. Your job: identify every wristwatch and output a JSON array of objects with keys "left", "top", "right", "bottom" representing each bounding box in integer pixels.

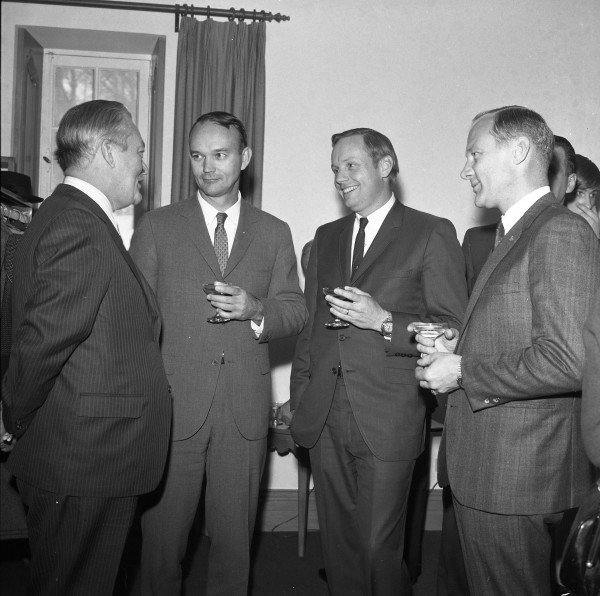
[
  {"left": 457, "top": 357, "right": 463, "bottom": 388},
  {"left": 380, "top": 312, "right": 393, "bottom": 340}
]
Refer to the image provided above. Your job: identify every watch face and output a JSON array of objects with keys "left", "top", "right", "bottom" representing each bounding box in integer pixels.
[{"left": 382, "top": 321, "right": 393, "bottom": 335}]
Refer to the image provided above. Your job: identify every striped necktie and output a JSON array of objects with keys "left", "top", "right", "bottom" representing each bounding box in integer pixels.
[{"left": 351, "top": 217, "right": 368, "bottom": 280}]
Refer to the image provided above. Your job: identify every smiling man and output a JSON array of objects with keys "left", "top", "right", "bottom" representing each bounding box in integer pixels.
[
  {"left": 416, "top": 106, "right": 600, "bottom": 595},
  {"left": 129, "top": 111, "right": 307, "bottom": 596},
  {"left": 2, "top": 100, "right": 172, "bottom": 595},
  {"left": 290, "top": 128, "right": 467, "bottom": 595}
]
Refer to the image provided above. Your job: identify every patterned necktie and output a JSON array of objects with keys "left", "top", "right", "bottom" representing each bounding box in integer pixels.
[
  {"left": 351, "top": 217, "right": 368, "bottom": 280},
  {"left": 214, "top": 212, "right": 228, "bottom": 275},
  {"left": 494, "top": 221, "right": 505, "bottom": 250}
]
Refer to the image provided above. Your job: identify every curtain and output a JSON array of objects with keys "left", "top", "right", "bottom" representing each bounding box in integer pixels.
[{"left": 171, "top": 16, "right": 266, "bottom": 208}]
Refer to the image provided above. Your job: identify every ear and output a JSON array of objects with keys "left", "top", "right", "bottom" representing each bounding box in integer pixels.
[
  {"left": 241, "top": 147, "right": 252, "bottom": 171},
  {"left": 100, "top": 140, "right": 117, "bottom": 168},
  {"left": 378, "top": 155, "right": 394, "bottom": 179},
  {"left": 513, "top": 136, "right": 531, "bottom": 165},
  {"left": 566, "top": 173, "right": 577, "bottom": 194}
]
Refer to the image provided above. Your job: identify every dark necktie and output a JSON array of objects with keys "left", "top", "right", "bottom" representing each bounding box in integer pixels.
[
  {"left": 494, "top": 221, "right": 505, "bottom": 250},
  {"left": 214, "top": 212, "right": 228, "bottom": 275},
  {"left": 351, "top": 217, "right": 368, "bottom": 280}
]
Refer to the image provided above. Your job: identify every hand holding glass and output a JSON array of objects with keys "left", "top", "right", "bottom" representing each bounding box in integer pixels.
[
  {"left": 411, "top": 321, "right": 449, "bottom": 358},
  {"left": 203, "top": 283, "right": 230, "bottom": 324},
  {"left": 323, "top": 287, "right": 351, "bottom": 329}
]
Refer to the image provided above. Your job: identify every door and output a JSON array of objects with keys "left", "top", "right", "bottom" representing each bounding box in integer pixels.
[{"left": 39, "top": 51, "right": 151, "bottom": 247}]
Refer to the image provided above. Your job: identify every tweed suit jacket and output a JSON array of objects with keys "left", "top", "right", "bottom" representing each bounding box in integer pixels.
[
  {"left": 444, "top": 194, "right": 600, "bottom": 515},
  {"left": 582, "top": 288, "right": 600, "bottom": 468},
  {"left": 461, "top": 223, "right": 496, "bottom": 295},
  {"left": 3, "top": 184, "right": 172, "bottom": 498},
  {"left": 290, "top": 200, "right": 468, "bottom": 461},
  {"left": 129, "top": 196, "right": 307, "bottom": 442}
]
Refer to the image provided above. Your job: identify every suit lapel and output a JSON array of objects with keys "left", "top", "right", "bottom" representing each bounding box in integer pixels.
[
  {"left": 68, "top": 188, "right": 162, "bottom": 336},
  {"left": 351, "top": 200, "right": 404, "bottom": 286},
  {"left": 338, "top": 216, "right": 354, "bottom": 286},
  {"left": 225, "top": 198, "right": 259, "bottom": 278},
  {"left": 179, "top": 197, "right": 223, "bottom": 279},
  {"left": 459, "top": 194, "right": 555, "bottom": 340}
]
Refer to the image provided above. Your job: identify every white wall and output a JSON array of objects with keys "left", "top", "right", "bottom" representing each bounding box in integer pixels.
[{"left": 3, "top": 0, "right": 599, "bottom": 488}]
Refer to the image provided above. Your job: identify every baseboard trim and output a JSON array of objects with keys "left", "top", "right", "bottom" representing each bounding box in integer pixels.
[{"left": 258, "top": 487, "right": 443, "bottom": 533}]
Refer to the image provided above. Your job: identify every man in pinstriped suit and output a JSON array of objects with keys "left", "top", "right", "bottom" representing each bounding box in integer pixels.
[
  {"left": 1, "top": 100, "right": 172, "bottom": 596},
  {"left": 416, "top": 106, "right": 600, "bottom": 595}
]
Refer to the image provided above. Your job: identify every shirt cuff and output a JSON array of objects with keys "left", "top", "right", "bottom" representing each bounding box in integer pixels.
[{"left": 251, "top": 317, "right": 264, "bottom": 338}]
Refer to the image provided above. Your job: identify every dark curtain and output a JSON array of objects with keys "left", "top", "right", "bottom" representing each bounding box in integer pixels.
[{"left": 171, "top": 16, "right": 266, "bottom": 207}]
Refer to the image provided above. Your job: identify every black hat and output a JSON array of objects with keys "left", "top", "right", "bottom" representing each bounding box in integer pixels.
[{"left": 1, "top": 172, "right": 43, "bottom": 206}]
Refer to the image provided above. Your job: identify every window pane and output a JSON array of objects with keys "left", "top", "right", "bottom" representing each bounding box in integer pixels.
[
  {"left": 99, "top": 69, "right": 139, "bottom": 123},
  {"left": 53, "top": 67, "right": 94, "bottom": 126}
]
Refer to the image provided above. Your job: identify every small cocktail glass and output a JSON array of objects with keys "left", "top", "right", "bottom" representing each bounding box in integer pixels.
[
  {"left": 411, "top": 321, "right": 449, "bottom": 358},
  {"left": 323, "top": 287, "right": 351, "bottom": 329},
  {"left": 203, "top": 283, "right": 230, "bottom": 324}
]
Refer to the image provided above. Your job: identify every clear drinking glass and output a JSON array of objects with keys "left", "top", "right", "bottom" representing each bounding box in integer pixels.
[
  {"left": 323, "top": 287, "right": 351, "bottom": 329},
  {"left": 203, "top": 283, "right": 230, "bottom": 324}
]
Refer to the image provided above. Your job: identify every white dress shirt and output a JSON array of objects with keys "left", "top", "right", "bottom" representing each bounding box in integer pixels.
[
  {"left": 64, "top": 176, "right": 121, "bottom": 235},
  {"left": 502, "top": 186, "right": 550, "bottom": 234}
]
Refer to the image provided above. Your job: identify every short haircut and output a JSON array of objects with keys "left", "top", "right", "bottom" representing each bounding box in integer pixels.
[
  {"left": 55, "top": 100, "right": 133, "bottom": 172},
  {"left": 574, "top": 154, "right": 600, "bottom": 191},
  {"left": 331, "top": 128, "right": 400, "bottom": 180},
  {"left": 553, "top": 135, "right": 576, "bottom": 177},
  {"left": 189, "top": 111, "right": 248, "bottom": 151},
  {"left": 473, "top": 105, "right": 554, "bottom": 171}
]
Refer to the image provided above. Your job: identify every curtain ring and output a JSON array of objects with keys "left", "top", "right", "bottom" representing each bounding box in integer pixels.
[
  {"left": 189, "top": 3, "right": 194, "bottom": 18},
  {"left": 228, "top": 7, "right": 236, "bottom": 21},
  {"left": 259, "top": 10, "right": 266, "bottom": 22},
  {"left": 174, "top": 4, "right": 180, "bottom": 32},
  {"left": 238, "top": 8, "right": 246, "bottom": 22},
  {"left": 206, "top": 4, "right": 210, "bottom": 19},
  {"left": 252, "top": 9, "right": 256, "bottom": 22}
]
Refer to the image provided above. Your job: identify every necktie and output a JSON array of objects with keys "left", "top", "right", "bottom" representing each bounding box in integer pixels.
[
  {"left": 214, "top": 212, "right": 228, "bottom": 275},
  {"left": 494, "top": 221, "right": 505, "bottom": 250},
  {"left": 351, "top": 217, "right": 368, "bottom": 280}
]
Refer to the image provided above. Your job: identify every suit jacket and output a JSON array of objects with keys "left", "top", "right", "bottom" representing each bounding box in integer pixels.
[
  {"left": 2, "top": 184, "right": 171, "bottom": 498},
  {"left": 582, "top": 288, "right": 600, "bottom": 468},
  {"left": 129, "top": 196, "right": 307, "bottom": 441},
  {"left": 462, "top": 223, "right": 496, "bottom": 295},
  {"left": 290, "top": 200, "right": 467, "bottom": 461},
  {"left": 445, "top": 194, "right": 600, "bottom": 515}
]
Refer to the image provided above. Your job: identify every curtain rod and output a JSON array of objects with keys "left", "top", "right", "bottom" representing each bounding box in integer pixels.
[{"left": 3, "top": 0, "right": 290, "bottom": 31}]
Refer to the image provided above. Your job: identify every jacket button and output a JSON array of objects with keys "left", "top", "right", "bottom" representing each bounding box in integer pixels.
[
  {"left": 484, "top": 399, "right": 490, "bottom": 404},
  {"left": 493, "top": 397, "right": 500, "bottom": 403},
  {"left": 15, "top": 421, "right": 22, "bottom": 431},
  {"left": 167, "top": 385, "right": 172, "bottom": 394},
  {"left": 212, "top": 360, "right": 219, "bottom": 365},
  {"left": 339, "top": 335, "right": 346, "bottom": 341},
  {"left": 331, "top": 367, "right": 337, "bottom": 374}
]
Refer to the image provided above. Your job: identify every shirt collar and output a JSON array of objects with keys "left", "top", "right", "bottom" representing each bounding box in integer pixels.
[
  {"left": 63, "top": 176, "right": 120, "bottom": 233},
  {"left": 197, "top": 191, "right": 241, "bottom": 228},
  {"left": 355, "top": 194, "right": 395, "bottom": 228},
  {"left": 502, "top": 186, "right": 549, "bottom": 234}
]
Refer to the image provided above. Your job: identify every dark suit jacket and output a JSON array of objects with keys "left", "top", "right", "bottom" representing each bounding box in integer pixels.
[
  {"left": 582, "top": 288, "right": 600, "bottom": 468},
  {"left": 129, "top": 196, "right": 307, "bottom": 441},
  {"left": 445, "top": 194, "right": 600, "bottom": 515},
  {"left": 2, "top": 184, "right": 171, "bottom": 498},
  {"left": 290, "top": 200, "right": 467, "bottom": 461},
  {"left": 462, "top": 223, "right": 496, "bottom": 295}
]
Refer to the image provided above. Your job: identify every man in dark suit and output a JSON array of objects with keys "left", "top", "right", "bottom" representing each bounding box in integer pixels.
[
  {"left": 417, "top": 106, "right": 600, "bottom": 595},
  {"left": 129, "top": 112, "right": 307, "bottom": 595},
  {"left": 1, "top": 100, "right": 172, "bottom": 596},
  {"left": 290, "top": 127, "right": 467, "bottom": 595}
]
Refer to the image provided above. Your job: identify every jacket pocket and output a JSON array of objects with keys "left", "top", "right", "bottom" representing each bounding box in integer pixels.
[{"left": 78, "top": 394, "right": 143, "bottom": 418}]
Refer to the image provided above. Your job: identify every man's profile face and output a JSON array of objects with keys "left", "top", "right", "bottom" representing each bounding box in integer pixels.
[
  {"left": 189, "top": 121, "right": 251, "bottom": 206},
  {"left": 548, "top": 146, "right": 575, "bottom": 202},
  {"left": 331, "top": 135, "right": 387, "bottom": 216},
  {"left": 111, "top": 121, "right": 146, "bottom": 210},
  {"left": 460, "top": 115, "right": 514, "bottom": 211}
]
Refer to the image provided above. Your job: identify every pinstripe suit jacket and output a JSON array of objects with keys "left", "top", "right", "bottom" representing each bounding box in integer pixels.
[
  {"left": 129, "top": 196, "right": 307, "bottom": 441},
  {"left": 2, "top": 184, "right": 172, "bottom": 498},
  {"left": 444, "top": 194, "right": 600, "bottom": 515}
]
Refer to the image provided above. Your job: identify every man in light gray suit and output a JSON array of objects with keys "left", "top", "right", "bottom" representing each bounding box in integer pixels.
[
  {"left": 129, "top": 112, "right": 307, "bottom": 595},
  {"left": 415, "top": 106, "right": 600, "bottom": 595}
]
